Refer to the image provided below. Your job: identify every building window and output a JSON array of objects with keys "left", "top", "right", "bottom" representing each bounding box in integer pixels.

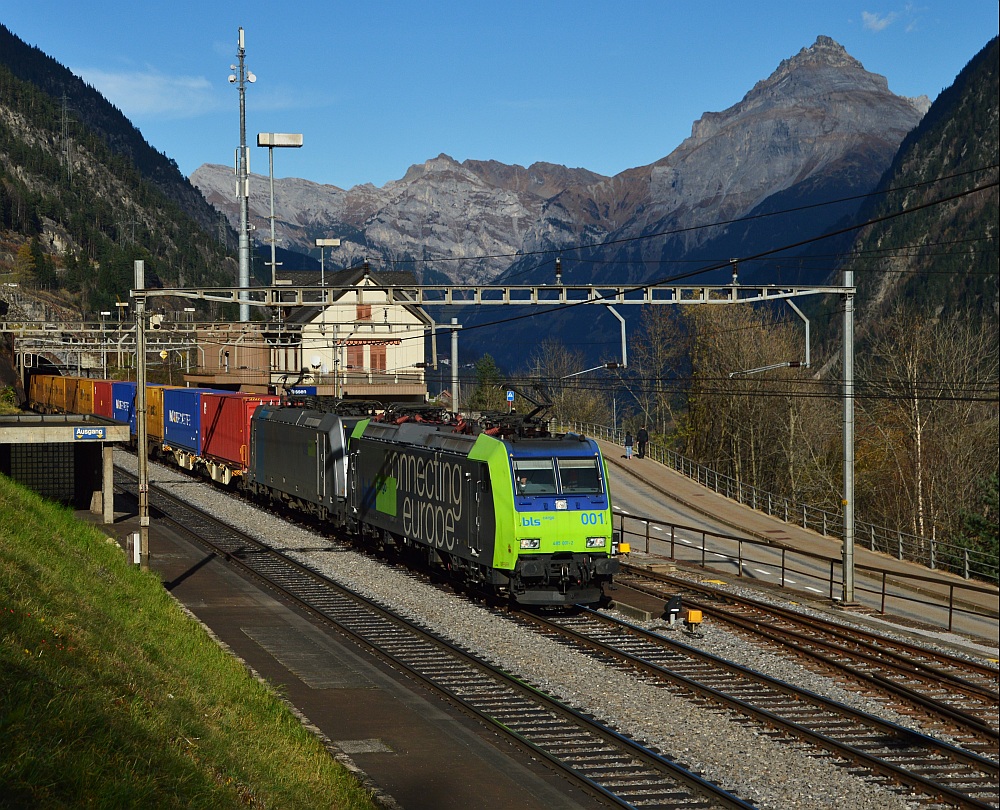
[
  {"left": 356, "top": 304, "right": 372, "bottom": 321},
  {"left": 371, "top": 343, "right": 386, "bottom": 372},
  {"left": 347, "top": 344, "right": 364, "bottom": 370}
]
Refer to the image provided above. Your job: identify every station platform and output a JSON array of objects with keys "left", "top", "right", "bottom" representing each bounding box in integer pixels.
[
  {"left": 594, "top": 438, "right": 999, "bottom": 641},
  {"left": 84, "top": 497, "right": 604, "bottom": 810},
  {"left": 0, "top": 413, "right": 128, "bottom": 524}
]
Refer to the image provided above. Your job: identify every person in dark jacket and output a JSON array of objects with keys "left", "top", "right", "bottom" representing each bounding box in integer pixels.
[
  {"left": 637, "top": 426, "right": 649, "bottom": 459},
  {"left": 624, "top": 431, "right": 633, "bottom": 459}
]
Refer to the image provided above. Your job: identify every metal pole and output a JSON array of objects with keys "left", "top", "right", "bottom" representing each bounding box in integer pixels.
[
  {"left": 786, "top": 299, "right": 811, "bottom": 368},
  {"left": 315, "top": 238, "right": 338, "bottom": 299},
  {"left": 604, "top": 304, "right": 627, "bottom": 368},
  {"left": 842, "top": 266, "right": 855, "bottom": 603},
  {"left": 268, "top": 145, "right": 276, "bottom": 286},
  {"left": 134, "top": 260, "right": 150, "bottom": 570},
  {"left": 333, "top": 324, "right": 340, "bottom": 399},
  {"left": 451, "top": 317, "right": 459, "bottom": 412},
  {"left": 236, "top": 27, "right": 251, "bottom": 322}
]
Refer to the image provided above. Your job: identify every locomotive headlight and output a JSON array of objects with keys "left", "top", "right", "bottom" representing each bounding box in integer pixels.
[
  {"left": 519, "top": 538, "right": 541, "bottom": 549},
  {"left": 586, "top": 536, "right": 607, "bottom": 548}
]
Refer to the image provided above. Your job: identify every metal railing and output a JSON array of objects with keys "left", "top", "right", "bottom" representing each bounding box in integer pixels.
[
  {"left": 557, "top": 421, "right": 998, "bottom": 585},
  {"left": 613, "top": 511, "right": 998, "bottom": 633}
]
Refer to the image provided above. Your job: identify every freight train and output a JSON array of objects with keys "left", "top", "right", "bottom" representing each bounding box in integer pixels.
[{"left": 27, "top": 374, "right": 622, "bottom": 606}]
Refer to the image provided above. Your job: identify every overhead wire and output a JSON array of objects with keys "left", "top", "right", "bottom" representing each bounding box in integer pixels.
[
  {"left": 210, "top": 167, "right": 998, "bottom": 398},
  {"left": 420, "top": 176, "right": 1000, "bottom": 339}
]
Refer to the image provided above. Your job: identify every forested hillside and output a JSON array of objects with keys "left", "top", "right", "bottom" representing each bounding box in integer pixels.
[
  {"left": 0, "top": 24, "right": 236, "bottom": 316},
  {"left": 852, "top": 36, "right": 998, "bottom": 320}
]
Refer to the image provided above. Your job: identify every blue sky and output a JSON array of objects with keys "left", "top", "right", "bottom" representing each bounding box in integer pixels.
[{"left": 3, "top": 2, "right": 997, "bottom": 190}]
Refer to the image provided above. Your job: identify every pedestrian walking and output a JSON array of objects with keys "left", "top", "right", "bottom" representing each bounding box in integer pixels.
[
  {"left": 624, "top": 431, "right": 633, "bottom": 459},
  {"left": 637, "top": 426, "right": 649, "bottom": 459}
]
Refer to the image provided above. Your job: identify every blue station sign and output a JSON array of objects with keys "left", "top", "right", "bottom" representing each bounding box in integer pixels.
[{"left": 74, "top": 427, "right": 107, "bottom": 441}]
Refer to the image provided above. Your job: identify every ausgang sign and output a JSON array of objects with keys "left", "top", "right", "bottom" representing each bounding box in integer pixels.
[{"left": 73, "top": 427, "right": 107, "bottom": 441}]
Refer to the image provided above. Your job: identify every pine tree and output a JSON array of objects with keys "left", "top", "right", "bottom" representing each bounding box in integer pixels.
[{"left": 14, "top": 241, "right": 34, "bottom": 282}]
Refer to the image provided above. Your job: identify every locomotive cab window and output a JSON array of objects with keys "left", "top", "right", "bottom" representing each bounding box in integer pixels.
[
  {"left": 556, "top": 458, "right": 603, "bottom": 494},
  {"left": 512, "top": 459, "right": 557, "bottom": 495}
]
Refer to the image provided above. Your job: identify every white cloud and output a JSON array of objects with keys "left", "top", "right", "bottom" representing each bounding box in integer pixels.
[
  {"left": 73, "top": 66, "right": 219, "bottom": 120},
  {"left": 862, "top": 11, "right": 899, "bottom": 32}
]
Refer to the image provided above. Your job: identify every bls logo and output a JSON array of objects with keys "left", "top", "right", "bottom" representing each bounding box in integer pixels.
[{"left": 521, "top": 516, "right": 541, "bottom": 527}]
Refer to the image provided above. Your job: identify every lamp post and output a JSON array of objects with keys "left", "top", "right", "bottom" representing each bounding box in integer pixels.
[
  {"left": 229, "top": 27, "right": 256, "bottom": 322},
  {"left": 134, "top": 260, "right": 149, "bottom": 570},
  {"left": 257, "top": 133, "right": 303, "bottom": 287},
  {"left": 99, "top": 311, "right": 111, "bottom": 378},
  {"left": 114, "top": 301, "right": 128, "bottom": 368},
  {"left": 316, "top": 237, "right": 340, "bottom": 291},
  {"left": 183, "top": 307, "right": 196, "bottom": 372}
]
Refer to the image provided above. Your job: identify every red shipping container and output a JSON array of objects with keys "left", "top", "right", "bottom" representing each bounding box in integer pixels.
[
  {"left": 201, "top": 392, "right": 280, "bottom": 471},
  {"left": 93, "top": 380, "right": 114, "bottom": 418}
]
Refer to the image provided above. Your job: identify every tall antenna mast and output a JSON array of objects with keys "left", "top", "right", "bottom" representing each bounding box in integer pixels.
[{"left": 230, "top": 27, "right": 256, "bottom": 322}]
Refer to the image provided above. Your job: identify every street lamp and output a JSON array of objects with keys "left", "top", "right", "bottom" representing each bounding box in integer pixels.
[
  {"left": 316, "top": 237, "right": 340, "bottom": 291},
  {"left": 100, "top": 311, "right": 111, "bottom": 378},
  {"left": 257, "top": 132, "right": 303, "bottom": 287},
  {"left": 561, "top": 362, "right": 620, "bottom": 380}
]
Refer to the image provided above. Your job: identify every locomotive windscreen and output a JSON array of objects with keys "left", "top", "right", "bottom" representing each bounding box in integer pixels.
[
  {"left": 556, "top": 458, "right": 603, "bottom": 494},
  {"left": 512, "top": 457, "right": 603, "bottom": 496}
]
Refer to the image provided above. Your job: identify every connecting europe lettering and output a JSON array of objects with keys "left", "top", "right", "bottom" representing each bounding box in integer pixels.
[{"left": 367, "top": 449, "right": 466, "bottom": 550}]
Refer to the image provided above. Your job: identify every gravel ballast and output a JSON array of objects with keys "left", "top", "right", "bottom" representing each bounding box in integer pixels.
[{"left": 128, "top": 454, "right": 962, "bottom": 810}]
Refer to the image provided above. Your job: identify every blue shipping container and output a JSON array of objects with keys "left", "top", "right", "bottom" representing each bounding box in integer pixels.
[
  {"left": 111, "top": 381, "right": 137, "bottom": 432},
  {"left": 163, "top": 388, "right": 210, "bottom": 455}
]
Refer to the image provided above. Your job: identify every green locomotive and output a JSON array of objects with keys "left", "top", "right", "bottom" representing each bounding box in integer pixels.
[{"left": 350, "top": 416, "right": 620, "bottom": 606}]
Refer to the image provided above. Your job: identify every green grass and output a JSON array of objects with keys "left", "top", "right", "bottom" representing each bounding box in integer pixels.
[{"left": 0, "top": 473, "right": 380, "bottom": 809}]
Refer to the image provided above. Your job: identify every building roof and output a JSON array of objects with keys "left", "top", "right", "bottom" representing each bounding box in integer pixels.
[
  {"left": 277, "top": 266, "right": 419, "bottom": 289},
  {"left": 277, "top": 266, "right": 433, "bottom": 328}
]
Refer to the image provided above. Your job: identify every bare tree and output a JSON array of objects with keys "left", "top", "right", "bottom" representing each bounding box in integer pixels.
[
  {"left": 527, "top": 339, "right": 611, "bottom": 426},
  {"left": 682, "top": 304, "right": 810, "bottom": 492},
  {"left": 859, "top": 310, "right": 999, "bottom": 540},
  {"left": 619, "top": 306, "right": 688, "bottom": 437}
]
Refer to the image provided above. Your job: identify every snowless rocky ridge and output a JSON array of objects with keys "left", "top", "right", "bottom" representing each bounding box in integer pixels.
[{"left": 192, "top": 36, "right": 929, "bottom": 285}]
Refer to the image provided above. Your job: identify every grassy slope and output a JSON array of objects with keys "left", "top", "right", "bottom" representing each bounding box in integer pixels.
[{"left": 0, "top": 473, "right": 378, "bottom": 809}]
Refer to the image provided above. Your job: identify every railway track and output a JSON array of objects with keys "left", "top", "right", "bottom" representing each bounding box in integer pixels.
[
  {"left": 513, "top": 606, "right": 999, "bottom": 809},
  {"left": 614, "top": 565, "right": 1000, "bottom": 760},
  {"left": 114, "top": 469, "right": 755, "bottom": 809}
]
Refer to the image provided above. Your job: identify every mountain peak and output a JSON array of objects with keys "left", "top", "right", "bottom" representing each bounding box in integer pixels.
[
  {"left": 688, "top": 36, "right": 915, "bottom": 144},
  {"left": 785, "top": 35, "right": 865, "bottom": 72},
  {"left": 749, "top": 35, "right": 888, "bottom": 100}
]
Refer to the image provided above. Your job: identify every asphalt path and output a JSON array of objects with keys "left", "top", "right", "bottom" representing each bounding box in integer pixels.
[{"left": 603, "top": 452, "right": 999, "bottom": 650}]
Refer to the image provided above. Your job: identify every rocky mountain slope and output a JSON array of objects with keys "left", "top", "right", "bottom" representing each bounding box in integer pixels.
[
  {"left": 535, "top": 36, "right": 930, "bottom": 286},
  {"left": 193, "top": 36, "right": 929, "bottom": 289},
  {"left": 850, "top": 36, "right": 998, "bottom": 321},
  {"left": 192, "top": 156, "right": 606, "bottom": 284}
]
